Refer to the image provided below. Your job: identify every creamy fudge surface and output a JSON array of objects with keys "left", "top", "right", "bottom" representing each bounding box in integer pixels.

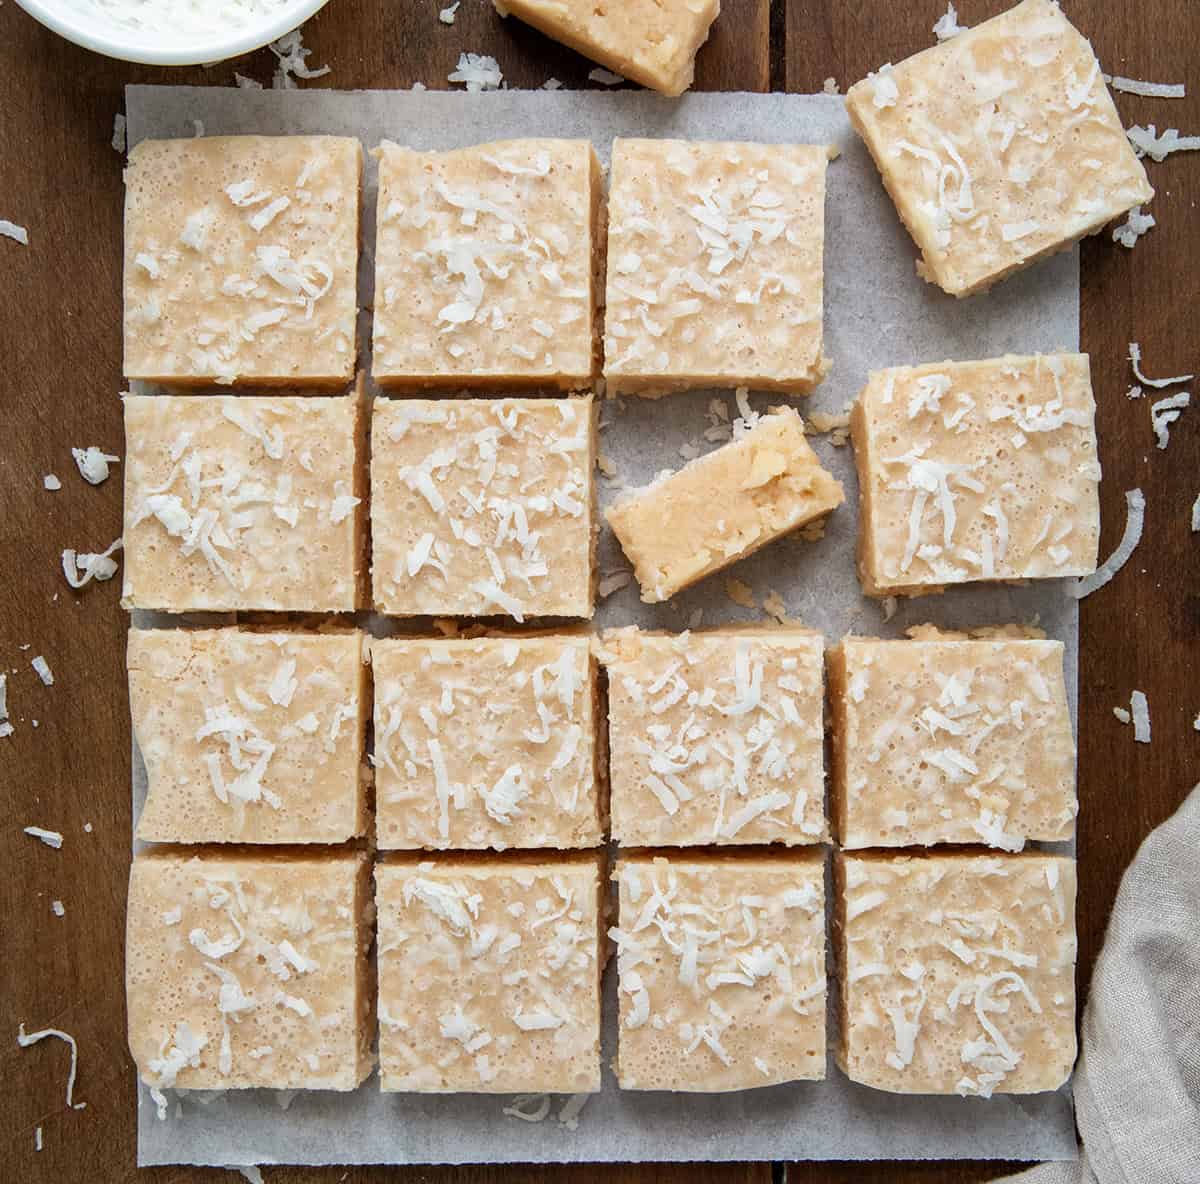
[
  {"left": 124, "top": 135, "right": 360, "bottom": 384},
  {"left": 604, "top": 138, "right": 830, "bottom": 395},
  {"left": 370, "top": 396, "right": 594, "bottom": 619},
  {"left": 836, "top": 852, "right": 1077, "bottom": 1096},
  {"left": 375, "top": 856, "right": 603, "bottom": 1093},
  {"left": 846, "top": 0, "right": 1152, "bottom": 296},
  {"left": 606, "top": 405, "right": 843, "bottom": 603},
  {"left": 599, "top": 626, "right": 826, "bottom": 846},
  {"left": 612, "top": 853, "right": 826, "bottom": 1091},
  {"left": 828, "top": 632, "right": 1076, "bottom": 850},
  {"left": 851, "top": 353, "right": 1100, "bottom": 597},
  {"left": 126, "top": 851, "right": 373, "bottom": 1093},
  {"left": 122, "top": 392, "right": 365, "bottom": 613},
  {"left": 129, "top": 628, "right": 367, "bottom": 845},
  {"left": 373, "top": 139, "right": 599, "bottom": 388},
  {"left": 373, "top": 634, "right": 601, "bottom": 851},
  {"left": 494, "top": 0, "right": 720, "bottom": 97}
]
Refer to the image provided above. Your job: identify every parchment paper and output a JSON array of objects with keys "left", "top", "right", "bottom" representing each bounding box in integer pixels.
[{"left": 127, "top": 86, "right": 1080, "bottom": 1167}]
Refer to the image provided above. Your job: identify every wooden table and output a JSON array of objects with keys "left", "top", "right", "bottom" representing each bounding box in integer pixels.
[{"left": 2, "top": 1, "right": 1197, "bottom": 1180}]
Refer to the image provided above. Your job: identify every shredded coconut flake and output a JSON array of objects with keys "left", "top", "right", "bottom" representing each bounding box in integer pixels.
[
  {"left": 269, "top": 29, "right": 331, "bottom": 89},
  {"left": 448, "top": 52, "right": 503, "bottom": 92},
  {"left": 588, "top": 67, "right": 626, "bottom": 86},
  {"left": 1191, "top": 494, "right": 1200, "bottom": 532},
  {"left": 71, "top": 445, "right": 120, "bottom": 485},
  {"left": 1150, "top": 391, "right": 1190, "bottom": 449},
  {"left": 502, "top": 1093, "right": 551, "bottom": 1123},
  {"left": 1112, "top": 206, "right": 1155, "bottom": 248},
  {"left": 43, "top": 474, "right": 61, "bottom": 491},
  {"left": 16, "top": 1024, "right": 86, "bottom": 1110},
  {"left": 1129, "top": 341, "right": 1193, "bottom": 388},
  {"left": 1127, "top": 123, "right": 1200, "bottom": 162},
  {"left": 932, "top": 2, "right": 966, "bottom": 40},
  {"left": 61, "top": 537, "right": 123, "bottom": 589},
  {"left": 1068, "top": 489, "right": 1144, "bottom": 600},
  {"left": 438, "top": 1, "right": 460, "bottom": 23},
  {"left": 112, "top": 112, "right": 127, "bottom": 153},
  {"left": 24, "top": 826, "right": 63, "bottom": 849},
  {"left": 31, "top": 656, "right": 53, "bottom": 686},
  {"left": 822, "top": 77, "right": 839, "bottom": 95},
  {"left": 1, "top": 219, "right": 30, "bottom": 246},
  {"left": 1109, "top": 77, "right": 1185, "bottom": 99},
  {"left": 1131, "top": 690, "right": 1151, "bottom": 743}
]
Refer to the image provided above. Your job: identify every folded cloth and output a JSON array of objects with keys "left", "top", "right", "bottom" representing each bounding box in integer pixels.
[{"left": 1002, "top": 783, "right": 1200, "bottom": 1184}]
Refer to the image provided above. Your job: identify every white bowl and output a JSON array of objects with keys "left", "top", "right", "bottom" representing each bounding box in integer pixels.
[{"left": 15, "top": 0, "right": 331, "bottom": 66}]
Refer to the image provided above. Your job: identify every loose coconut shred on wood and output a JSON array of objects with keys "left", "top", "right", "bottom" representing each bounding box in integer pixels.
[{"left": 1067, "top": 489, "right": 1144, "bottom": 600}]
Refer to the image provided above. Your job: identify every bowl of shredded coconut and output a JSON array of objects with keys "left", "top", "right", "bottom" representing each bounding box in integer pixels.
[{"left": 15, "top": 0, "right": 332, "bottom": 65}]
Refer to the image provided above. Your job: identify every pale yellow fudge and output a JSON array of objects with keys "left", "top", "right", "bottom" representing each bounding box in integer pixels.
[
  {"left": 494, "top": 0, "right": 720, "bottom": 97},
  {"left": 122, "top": 392, "right": 366, "bottom": 612},
  {"left": 375, "top": 855, "right": 603, "bottom": 1092},
  {"left": 371, "top": 396, "right": 594, "bottom": 619},
  {"left": 129, "top": 627, "right": 368, "bottom": 845},
  {"left": 828, "top": 631, "right": 1076, "bottom": 850},
  {"left": 607, "top": 406, "right": 843, "bottom": 603},
  {"left": 611, "top": 853, "right": 826, "bottom": 1091},
  {"left": 836, "top": 852, "right": 1077, "bottom": 1096},
  {"left": 845, "top": 0, "right": 1153, "bottom": 297},
  {"left": 599, "top": 626, "right": 826, "bottom": 846},
  {"left": 126, "top": 851, "right": 373, "bottom": 1095},
  {"left": 604, "top": 139, "right": 831, "bottom": 396},
  {"left": 124, "top": 136, "right": 361, "bottom": 385},
  {"left": 851, "top": 354, "right": 1100, "bottom": 597},
  {"left": 372, "top": 140, "right": 600, "bottom": 388},
  {"left": 373, "top": 634, "right": 601, "bottom": 851}
]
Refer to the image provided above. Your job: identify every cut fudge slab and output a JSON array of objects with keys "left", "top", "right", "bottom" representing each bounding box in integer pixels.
[
  {"left": 373, "top": 634, "right": 601, "bottom": 850},
  {"left": 828, "top": 630, "right": 1076, "bottom": 850},
  {"left": 604, "top": 138, "right": 831, "bottom": 396},
  {"left": 612, "top": 853, "right": 826, "bottom": 1091},
  {"left": 126, "top": 851, "right": 373, "bottom": 1094},
  {"left": 129, "top": 627, "right": 367, "bottom": 845},
  {"left": 845, "top": 0, "right": 1153, "bottom": 297},
  {"left": 371, "top": 396, "right": 594, "bottom": 619},
  {"left": 599, "top": 626, "right": 826, "bottom": 846},
  {"left": 375, "top": 855, "right": 603, "bottom": 1092},
  {"left": 494, "top": 0, "right": 719, "bottom": 97},
  {"left": 836, "top": 852, "right": 1076, "bottom": 1096},
  {"left": 372, "top": 139, "right": 600, "bottom": 388},
  {"left": 851, "top": 353, "right": 1100, "bottom": 597},
  {"left": 122, "top": 392, "right": 366, "bottom": 612},
  {"left": 124, "top": 135, "right": 361, "bottom": 385},
  {"left": 606, "top": 406, "right": 843, "bottom": 603}
]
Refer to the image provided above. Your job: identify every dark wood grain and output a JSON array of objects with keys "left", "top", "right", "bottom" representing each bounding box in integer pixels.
[{"left": 2, "top": 0, "right": 1197, "bottom": 1182}]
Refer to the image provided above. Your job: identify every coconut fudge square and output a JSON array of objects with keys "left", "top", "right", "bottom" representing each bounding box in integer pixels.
[
  {"left": 375, "top": 855, "right": 603, "bottom": 1092},
  {"left": 122, "top": 392, "right": 366, "bottom": 612},
  {"left": 604, "top": 139, "right": 831, "bottom": 396},
  {"left": 612, "top": 853, "right": 826, "bottom": 1091},
  {"left": 495, "top": 0, "right": 719, "bottom": 97},
  {"left": 607, "top": 406, "right": 843, "bottom": 603},
  {"left": 126, "top": 851, "right": 373, "bottom": 1095},
  {"left": 372, "top": 139, "right": 600, "bottom": 389},
  {"left": 828, "top": 630, "right": 1076, "bottom": 850},
  {"left": 851, "top": 353, "right": 1100, "bottom": 598},
  {"left": 123, "top": 135, "right": 361, "bottom": 385},
  {"left": 373, "top": 634, "right": 601, "bottom": 851},
  {"left": 371, "top": 396, "right": 594, "bottom": 619},
  {"left": 600, "top": 626, "right": 826, "bottom": 846},
  {"left": 129, "top": 627, "right": 368, "bottom": 845},
  {"left": 836, "top": 852, "right": 1076, "bottom": 1096},
  {"left": 845, "top": 0, "right": 1153, "bottom": 297}
]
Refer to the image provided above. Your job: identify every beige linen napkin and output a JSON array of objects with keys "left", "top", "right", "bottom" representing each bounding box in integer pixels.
[{"left": 1002, "top": 782, "right": 1200, "bottom": 1184}]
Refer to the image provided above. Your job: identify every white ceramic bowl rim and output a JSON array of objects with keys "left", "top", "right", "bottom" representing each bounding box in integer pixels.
[{"left": 14, "top": 0, "right": 330, "bottom": 66}]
